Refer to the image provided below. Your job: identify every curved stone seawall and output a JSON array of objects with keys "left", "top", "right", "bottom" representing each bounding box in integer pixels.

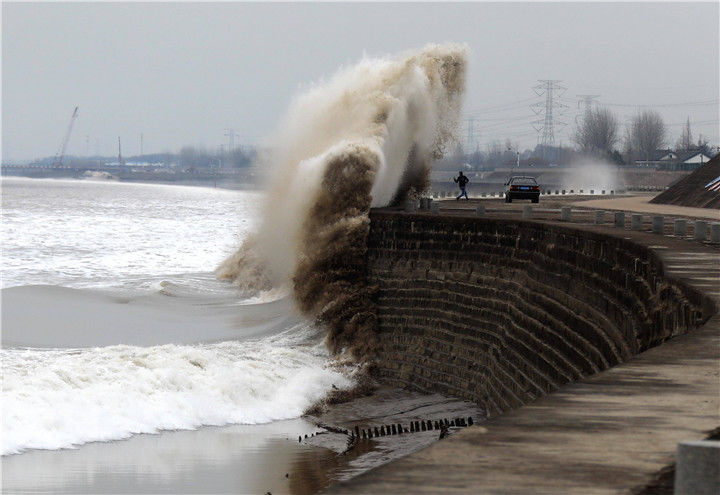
[{"left": 368, "top": 211, "right": 714, "bottom": 416}]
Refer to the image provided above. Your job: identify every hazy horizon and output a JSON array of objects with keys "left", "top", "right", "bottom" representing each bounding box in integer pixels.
[{"left": 3, "top": 2, "right": 718, "bottom": 162}]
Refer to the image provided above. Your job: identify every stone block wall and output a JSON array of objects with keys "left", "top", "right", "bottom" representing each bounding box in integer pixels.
[{"left": 368, "top": 211, "right": 712, "bottom": 417}]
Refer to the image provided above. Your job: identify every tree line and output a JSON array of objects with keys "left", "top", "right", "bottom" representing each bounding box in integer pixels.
[
  {"left": 571, "top": 108, "right": 710, "bottom": 163},
  {"left": 27, "top": 146, "right": 256, "bottom": 169},
  {"left": 439, "top": 109, "right": 714, "bottom": 170},
  {"left": 177, "top": 146, "right": 255, "bottom": 169}
]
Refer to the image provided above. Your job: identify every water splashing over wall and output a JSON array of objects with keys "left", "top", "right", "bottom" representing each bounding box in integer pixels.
[{"left": 218, "top": 44, "right": 468, "bottom": 359}]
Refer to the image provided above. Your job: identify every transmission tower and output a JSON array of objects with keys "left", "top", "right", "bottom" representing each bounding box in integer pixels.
[
  {"left": 577, "top": 94, "right": 601, "bottom": 120},
  {"left": 466, "top": 118, "right": 478, "bottom": 152},
  {"left": 531, "top": 80, "right": 568, "bottom": 149},
  {"left": 224, "top": 128, "right": 239, "bottom": 154}
]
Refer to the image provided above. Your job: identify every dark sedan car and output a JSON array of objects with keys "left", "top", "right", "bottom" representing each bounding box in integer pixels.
[{"left": 505, "top": 176, "right": 540, "bottom": 203}]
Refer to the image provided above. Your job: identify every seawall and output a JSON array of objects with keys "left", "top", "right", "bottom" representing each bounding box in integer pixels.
[{"left": 367, "top": 210, "right": 714, "bottom": 416}]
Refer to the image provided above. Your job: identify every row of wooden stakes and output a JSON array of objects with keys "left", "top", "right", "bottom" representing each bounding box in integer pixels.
[{"left": 298, "top": 417, "right": 474, "bottom": 443}]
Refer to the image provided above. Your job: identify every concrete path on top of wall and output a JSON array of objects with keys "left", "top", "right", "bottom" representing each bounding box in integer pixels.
[
  {"left": 572, "top": 194, "right": 720, "bottom": 220},
  {"left": 328, "top": 198, "right": 719, "bottom": 495}
]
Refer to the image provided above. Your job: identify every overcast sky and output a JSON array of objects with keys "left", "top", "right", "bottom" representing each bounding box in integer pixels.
[{"left": 2, "top": 2, "right": 718, "bottom": 161}]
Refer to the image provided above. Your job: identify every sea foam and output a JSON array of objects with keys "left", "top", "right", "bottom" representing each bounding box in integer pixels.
[{"left": 1, "top": 324, "right": 352, "bottom": 455}]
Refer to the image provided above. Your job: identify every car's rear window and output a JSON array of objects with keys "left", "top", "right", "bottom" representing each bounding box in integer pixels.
[{"left": 510, "top": 177, "right": 537, "bottom": 186}]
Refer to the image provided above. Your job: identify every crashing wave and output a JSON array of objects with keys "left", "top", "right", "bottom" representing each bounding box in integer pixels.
[{"left": 217, "top": 44, "right": 468, "bottom": 359}]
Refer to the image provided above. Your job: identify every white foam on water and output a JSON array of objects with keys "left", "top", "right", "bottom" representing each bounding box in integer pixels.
[
  {"left": 1, "top": 178, "right": 261, "bottom": 290},
  {"left": 1, "top": 325, "right": 352, "bottom": 455},
  {"left": 240, "top": 286, "right": 290, "bottom": 305}
]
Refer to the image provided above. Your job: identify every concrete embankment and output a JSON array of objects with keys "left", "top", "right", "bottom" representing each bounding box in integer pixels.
[
  {"left": 330, "top": 200, "right": 719, "bottom": 494},
  {"left": 367, "top": 211, "right": 712, "bottom": 414}
]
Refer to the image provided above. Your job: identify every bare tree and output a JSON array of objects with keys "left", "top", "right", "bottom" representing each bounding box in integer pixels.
[
  {"left": 573, "top": 107, "right": 619, "bottom": 156},
  {"left": 486, "top": 140, "right": 504, "bottom": 165},
  {"left": 628, "top": 110, "right": 666, "bottom": 162},
  {"left": 696, "top": 134, "right": 709, "bottom": 152},
  {"left": 675, "top": 117, "right": 693, "bottom": 150}
]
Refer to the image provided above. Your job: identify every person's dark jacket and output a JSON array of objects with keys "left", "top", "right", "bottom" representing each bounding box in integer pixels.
[{"left": 454, "top": 174, "right": 469, "bottom": 188}]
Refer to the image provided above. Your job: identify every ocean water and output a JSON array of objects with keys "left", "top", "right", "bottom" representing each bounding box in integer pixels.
[
  {"left": 1, "top": 176, "right": 256, "bottom": 290},
  {"left": 1, "top": 177, "right": 352, "bottom": 457}
]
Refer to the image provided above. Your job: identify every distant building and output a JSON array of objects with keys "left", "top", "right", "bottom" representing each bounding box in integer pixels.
[
  {"left": 634, "top": 148, "right": 715, "bottom": 170},
  {"left": 677, "top": 150, "right": 715, "bottom": 168}
]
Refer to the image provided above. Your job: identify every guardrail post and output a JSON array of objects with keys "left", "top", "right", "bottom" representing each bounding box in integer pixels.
[
  {"left": 652, "top": 215, "right": 664, "bottom": 233},
  {"left": 694, "top": 221, "right": 708, "bottom": 241},
  {"left": 614, "top": 211, "right": 625, "bottom": 227},
  {"left": 476, "top": 204, "right": 485, "bottom": 217},
  {"left": 561, "top": 206, "right": 572, "bottom": 222},
  {"left": 404, "top": 198, "right": 417, "bottom": 212},
  {"left": 522, "top": 205, "right": 533, "bottom": 219},
  {"left": 631, "top": 213, "right": 643, "bottom": 231},
  {"left": 674, "top": 440, "right": 720, "bottom": 495},
  {"left": 674, "top": 219, "right": 687, "bottom": 236},
  {"left": 594, "top": 210, "right": 605, "bottom": 224},
  {"left": 711, "top": 223, "right": 720, "bottom": 243}
]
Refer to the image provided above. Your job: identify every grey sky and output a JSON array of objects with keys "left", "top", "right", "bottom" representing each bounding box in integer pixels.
[{"left": 2, "top": 2, "right": 718, "bottom": 161}]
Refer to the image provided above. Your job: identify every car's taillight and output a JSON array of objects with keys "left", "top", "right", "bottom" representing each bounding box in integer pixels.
[
  {"left": 510, "top": 185, "right": 518, "bottom": 191},
  {"left": 532, "top": 186, "right": 539, "bottom": 191}
]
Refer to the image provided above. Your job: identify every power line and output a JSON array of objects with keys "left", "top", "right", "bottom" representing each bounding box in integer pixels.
[
  {"left": 667, "top": 118, "right": 719, "bottom": 126},
  {"left": 464, "top": 96, "right": 538, "bottom": 113},
  {"left": 461, "top": 114, "right": 538, "bottom": 123},
  {"left": 562, "top": 96, "right": 718, "bottom": 108}
]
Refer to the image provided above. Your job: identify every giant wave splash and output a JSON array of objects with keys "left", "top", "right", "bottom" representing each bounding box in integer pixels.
[{"left": 217, "top": 44, "right": 468, "bottom": 358}]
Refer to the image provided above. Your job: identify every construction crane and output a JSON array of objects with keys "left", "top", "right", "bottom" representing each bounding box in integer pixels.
[{"left": 53, "top": 106, "right": 79, "bottom": 167}]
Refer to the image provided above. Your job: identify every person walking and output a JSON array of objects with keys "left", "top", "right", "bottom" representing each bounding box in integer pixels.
[{"left": 454, "top": 171, "right": 469, "bottom": 200}]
